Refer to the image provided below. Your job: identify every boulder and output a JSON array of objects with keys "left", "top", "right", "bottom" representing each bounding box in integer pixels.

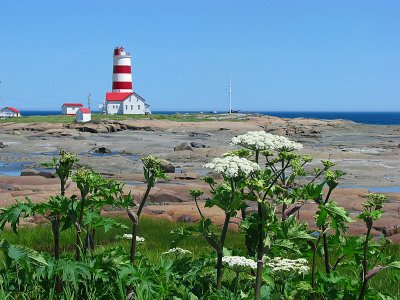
[
  {"left": 91, "top": 147, "right": 112, "bottom": 154},
  {"left": 383, "top": 225, "right": 400, "bottom": 237},
  {"left": 79, "top": 124, "right": 109, "bottom": 133},
  {"left": 0, "top": 141, "right": 5, "bottom": 148},
  {"left": 177, "top": 215, "right": 193, "bottom": 223},
  {"left": 190, "top": 142, "right": 209, "bottom": 148},
  {"left": 20, "top": 168, "right": 54, "bottom": 178},
  {"left": 20, "top": 169, "right": 40, "bottom": 176},
  {"left": 174, "top": 143, "right": 192, "bottom": 151},
  {"left": 189, "top": 132, "right": 213, "bottom": 138},
  {"left": 159, "top": 159, "right": 176, "bottom": 173}
]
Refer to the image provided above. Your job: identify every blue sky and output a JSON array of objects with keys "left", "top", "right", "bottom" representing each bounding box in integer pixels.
[{"left": 0, "top": 1, "right": 399, "bottom": 111}]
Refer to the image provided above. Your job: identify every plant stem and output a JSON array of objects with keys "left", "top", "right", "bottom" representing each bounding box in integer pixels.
[
  {"left": 311, "top": 248, "right": 317, "bottom": 290},
  {"left": 194, "top": 196, "right": 205, "bottom": 219},
  {"left": 216, "top": 251, "right": 223, "bottom": 289},
  {"left": 76, "top": 197, "right": 86, "bottom": 261},
  {"left": 255, "top": 202, "right": 264, "bottom": 300},
  {"left": 216, "top": 211, "right": 231, "bottom": 289},
  {"left": 322, "top": 226, "right": 330, "bottom": 274},
  {"left": 358, "top": 222, "right": 372, "bottom": 300},
  {"left": 51, "top": 217, "right": 62, "bottom": 293},
  {"left": 130, "top": 184, "right": 152, "bottom": 264},
  {"left": 137, "top": 185, "right": 152, "bottom": 218},
  {"left": 234, "top": 271, "right": 240, "bottom": 294},
  {"left": 130, "top": 222, "right": 138, "bottom": 263}
]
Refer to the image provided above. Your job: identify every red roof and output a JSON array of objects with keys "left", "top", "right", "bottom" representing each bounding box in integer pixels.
[
  {"left": 6, "top": 106, "right": 20, "bottom": 113},
  {"left": 105, "top": 92, "right": 132, "bottom": 101},
  {"left": 63, "top": 103, "right": 83, "bottom": 107},
  {"left": 79, "top": 108, "right": 90, "bottom": 114}
]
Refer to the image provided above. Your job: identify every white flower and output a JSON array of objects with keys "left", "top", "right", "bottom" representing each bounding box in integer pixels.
[
  {"left": 222, "top": 256, "right": 257, "bottom": 271},
  {"left": 264, "top": 257, "right": 309, "bottom": 276},
  {"left": 162, "top": 247, "right": 191, "bottom": 255},
  {"left": 204, "top": 156, "right": 259, "bottom": 178},
  {"left": 122, "top": 234, "right": 145, "bottom": 242},
  {"left": 231, "top": 131, "right": 303, "bottom": 151},
  {"left": 136, "top": 236, "right": 145, "bottom": 243}
]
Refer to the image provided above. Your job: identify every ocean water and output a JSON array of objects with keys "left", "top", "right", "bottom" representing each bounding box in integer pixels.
[{"left": 19, "top": 110, "right": 400, "bottom": 125}]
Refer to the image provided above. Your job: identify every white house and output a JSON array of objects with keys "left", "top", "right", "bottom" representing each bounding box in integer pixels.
[
  {"left": 76, "top": 108, "right": 91, "bottom": 123},
  {"left": 105, "top": 92, "right": 150, "bottom": 115},
  {"left": 61, "top": 103, "right": 83, "bottom": 115},
  {"left": 0, "top": 106, "right": 21, "bottom": 118}
]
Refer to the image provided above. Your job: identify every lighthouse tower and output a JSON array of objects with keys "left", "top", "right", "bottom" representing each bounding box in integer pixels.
[
  {"left": 105, "top": 46, "right": 150, "bottom": 115},
  {"left": 112, "top": 47, "right": 133, "bottom": 93}
]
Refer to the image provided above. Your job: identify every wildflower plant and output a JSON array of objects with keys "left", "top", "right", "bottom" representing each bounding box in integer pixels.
[{"left": 118, "top": 155, "right": 167, "bottom": 264}]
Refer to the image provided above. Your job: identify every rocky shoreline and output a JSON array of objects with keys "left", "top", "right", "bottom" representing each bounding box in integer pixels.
[{"left": 1, "top": 114, "right": 399, "bottom": 241}]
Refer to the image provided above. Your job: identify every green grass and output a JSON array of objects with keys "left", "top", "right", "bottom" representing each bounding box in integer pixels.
[
  {"left": 1, "top": 216, "right": 245, "bottom": 261},
  {"left": 1, "top": 216, "right": 399, "bottom": 297},
  {"left": 0, "top": 113, "right": 242, "bottom": 124}
]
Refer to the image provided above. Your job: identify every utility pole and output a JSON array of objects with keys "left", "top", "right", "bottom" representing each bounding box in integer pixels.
[
  {"left": 226, "top": 73, "right": 232, "bottom": 114},
  {"left": 87, "top": 93, "right": 91, "bottom": 111}
]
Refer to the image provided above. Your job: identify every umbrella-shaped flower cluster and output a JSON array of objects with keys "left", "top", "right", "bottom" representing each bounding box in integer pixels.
[
  {"left": 231, "top": 131, "right": 303, "bottom": 151},
  {"left": 264, "top": 257, "right": 309, "bottom": 276},
  {"left": 222, "top": 256, "right": 257, "bottom": 271},
  {"left": 204, "top": 156, "right": 260, "bottom": 178}
]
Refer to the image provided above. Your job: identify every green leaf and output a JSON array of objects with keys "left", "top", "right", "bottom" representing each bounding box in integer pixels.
[
  {"left": 387, "top": 261, "right": 400, "bottom": 270},
  {"left": 0, "top": 239, "right": 47, "bottom": 266},
  {"left": 0, "top": 198, "right": 35, "bottom": 233}
]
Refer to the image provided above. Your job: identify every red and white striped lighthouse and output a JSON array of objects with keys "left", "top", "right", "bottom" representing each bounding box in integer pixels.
[{"left": 112, "top": 46, "right": 133, "bottom": 93}]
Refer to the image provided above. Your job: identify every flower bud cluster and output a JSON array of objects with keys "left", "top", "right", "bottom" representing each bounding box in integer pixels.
[
  {"left": 204, "top": 156, "right": 260, "bottom": 178},
  {"left": 231, "top": 131, "right": 303, "bottom": 151},
  {"left": 162, "top": 247, "right": 191, "bottom": 255},
  {"left": 122, "top": 234, "right": 145, "bottom": 242},
  {"left": 222, "top": 256, "right": 257, "bottom": 271}
]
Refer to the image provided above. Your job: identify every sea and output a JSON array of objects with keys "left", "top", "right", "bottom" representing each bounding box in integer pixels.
[{"left": 19, "top": 111, "right": 400, "bottom": 125}]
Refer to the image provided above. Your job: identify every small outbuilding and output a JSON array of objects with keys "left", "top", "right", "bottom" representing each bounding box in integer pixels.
[
  {"left": 76, "top": 107, "right": 91, "bottom": 123},
  {"left": 0, "top": 106, "right": 21, "bottom": 118},
  {"left": 62, "top": 103, "right": 83, "bottom": 115}
]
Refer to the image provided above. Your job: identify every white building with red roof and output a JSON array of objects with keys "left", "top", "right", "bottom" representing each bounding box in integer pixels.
[
  {"left": 0, "top": 106, "right": 21, "bottom": 118},
  {"left": 105, "top": 92, "right": 150, "bottom": 115},
  {"left": 76, "top": 107, "right": 91, "bottom": 123},
  {"left": 104, "top": 46, "right": 150, "bottom": 115},
  {"left": 61, "top": 103, "right": 83, "bottom": 115}
]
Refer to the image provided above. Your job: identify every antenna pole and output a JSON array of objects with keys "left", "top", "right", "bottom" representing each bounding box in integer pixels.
[
  {"left": 87, "top": 93, "right": 91, "bottom": 110},
  {"left": 228, "top": 73, "right": 232, "bottom": 114}
]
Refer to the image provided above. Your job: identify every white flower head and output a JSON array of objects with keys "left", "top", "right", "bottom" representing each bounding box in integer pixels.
[
  {"left": 231, "top": 131, "right": 303, "bottom": 152},
  {"left": 204, "top": 156, "right": 259, "bottom": 178},
  {"left": 264, "top": 257, "right": 309, "bottom": 276},
  {"left": 122, "top": 234, "right": 145, "bottom": 243},
  {"left": 162, "top": 247, "right": 191, "bottom": 255},
  {"left": 222, "top": 256, "right": 257, "bottom": 272}
]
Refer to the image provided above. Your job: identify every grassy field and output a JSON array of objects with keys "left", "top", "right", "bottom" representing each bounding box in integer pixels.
[
  {"left": 1, "top": 216, "right": 399, "bottom": 297},
  {"left": 1, "top": 216, "right": 245, "bottom": 261},
  {"left": 0, "top": 113, "right": 241, "bottom": 124}
]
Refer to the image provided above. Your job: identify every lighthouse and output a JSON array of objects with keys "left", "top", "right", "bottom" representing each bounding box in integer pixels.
[
  {"left": 112, "top": 47, "right": 133, "bottom": 93},
  {"left": 105, "top": 46, "right": 150, "bottom": 115}
]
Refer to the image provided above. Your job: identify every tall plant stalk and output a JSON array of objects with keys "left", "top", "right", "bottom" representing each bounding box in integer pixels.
[{"left": 125, "top": 156, "right": 166, "bottom": 264}]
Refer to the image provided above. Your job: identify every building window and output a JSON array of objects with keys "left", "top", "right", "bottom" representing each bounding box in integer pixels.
[
  {"left": 131, "top": 105, "right": 133, "bottom": 109},
  {"left": 138, "top": 105, "right": 141, "bottom": 110},
  {"left": 125, "top": 105, "right": 128, "bottom": 110}
]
